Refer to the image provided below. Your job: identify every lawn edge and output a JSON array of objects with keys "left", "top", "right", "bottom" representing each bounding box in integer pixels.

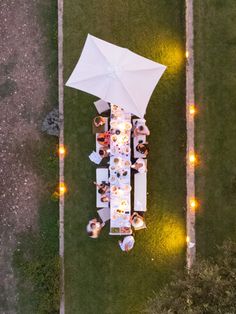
[
  {"left": 58, "top": 0, "right": 65, "bottom": 313},
  {"left": 186, "top": 0, "right": 196, "bottom": 268}
]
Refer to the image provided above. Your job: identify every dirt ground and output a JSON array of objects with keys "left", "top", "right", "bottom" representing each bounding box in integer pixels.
[{"left": 0, "top": 1, "right": 53, "bottom": 312}]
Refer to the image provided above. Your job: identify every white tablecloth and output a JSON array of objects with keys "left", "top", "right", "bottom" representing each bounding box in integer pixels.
[{"left": 109, "top": 105, "right": 132, "bottom": 235}]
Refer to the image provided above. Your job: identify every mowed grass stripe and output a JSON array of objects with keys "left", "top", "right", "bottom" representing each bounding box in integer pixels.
[{"left": 195, "top": 0, "right": 236, "bottom": 256}]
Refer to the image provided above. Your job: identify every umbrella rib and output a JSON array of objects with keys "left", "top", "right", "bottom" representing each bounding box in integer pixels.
[
  {"left": 123, "top": 66, "right": 166, "bottom": 73},
  {"left": 68, "top": 72, "right": 110, "bottom": 85},
  {"left": 90, "top": 37, "right": 112, "bottom": 66},
  {"left": 116, "top": 77, "right": 142, "bottom": 115}
]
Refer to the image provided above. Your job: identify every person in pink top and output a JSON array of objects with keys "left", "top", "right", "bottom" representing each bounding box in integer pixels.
[{"left": 133, "top": 123, "right": 150, "bottom": 137}]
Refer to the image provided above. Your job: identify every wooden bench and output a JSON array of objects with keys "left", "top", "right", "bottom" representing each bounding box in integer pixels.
[
  {"left": 96, "top": 168, "right": 109, "bottom": 208},
  {"left": 134, "top": 172, "right": 147, "bottom": 212}
]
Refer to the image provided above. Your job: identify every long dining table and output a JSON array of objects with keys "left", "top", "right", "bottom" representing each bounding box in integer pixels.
[{"left": 109, "top": 104, "right": 132, "bottom": 235}]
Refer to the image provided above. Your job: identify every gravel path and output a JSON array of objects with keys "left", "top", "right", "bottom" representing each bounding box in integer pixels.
[
  {"left": 186, "top": 0, "right": 196, "bottom": 268},
  {"left": 0, "top": 1, "right": 52, "bottom": 312}
]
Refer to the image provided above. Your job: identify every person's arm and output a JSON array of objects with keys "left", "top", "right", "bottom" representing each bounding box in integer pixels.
[
  {"left": 133, "top": 127, "right": 139, "bottom": 137},
  {"left": 130, "top": 212, "right": 138, "bottom": 222},
  {"left": 136, "top": 212, "right": 143, "bottom": 220},
  {"left": 131, "top": 163, "right": 137, "bottom": 171},
  {"left": 93, "top": 181, "right": 101, "bottom": 188},
  {"left": 145, "top": 126, "right": 150, "bottom": 136},
  {"left": 125, "top": 244, "right": 129, "bottom": 252},
  {"left": 131, "top": 212, "right": 137, "bottom": 219},
  {"left": 136, "top": 163, "right": 143, "bottom": 171},
  {"left": 129, "top": 213, "right": 134, "bottom": 223}
]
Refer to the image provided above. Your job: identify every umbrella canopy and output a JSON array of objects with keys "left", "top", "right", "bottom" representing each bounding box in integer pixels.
[{"left": 66, "top": 34, "right": 166, "bottom": 118}]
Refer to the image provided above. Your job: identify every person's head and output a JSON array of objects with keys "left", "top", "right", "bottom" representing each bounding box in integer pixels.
[
  {"left": 101, "top": 195, "right": 109, "bottom": 202},
  {"left": 99, "top": 149, "right": 104, "bottom": 156},
  {"left": 90, "top": 222, "right": 96, "bottom": 229},
  {"left": 98, "top": 187, "right": 105, "bottom": 194},
  {"left": 137, "top": 143, "right": 149, "bottom": 154},
  {"left": 94, "top": 116, "right": 104, "bottom": 126},
  {"left": 98, "top": 137, "right": 105, "bottom": 143},
  {"left": 133, "top": 216, "right": 144, "bottom": 228}
]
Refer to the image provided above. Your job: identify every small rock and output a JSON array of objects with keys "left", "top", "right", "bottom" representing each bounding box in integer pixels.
[{"left": 41, "top": 107, "right": 61, "bottom": 137}]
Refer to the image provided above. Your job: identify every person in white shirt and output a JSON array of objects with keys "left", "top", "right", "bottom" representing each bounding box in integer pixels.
[
  {"left": 86, "top": 218, "right": 105, "bottom": 239},
  {"left": 133, "top": 123, "right": 150, "bottom": 137},
  {"left": 118, "top": 235, "right": 135, "bottom": 252},
  {"left": 131, "top": 158, "right": 147, "bottom": 173},
  {"left": 130, "top": 212, "right": 145, "bottom": 229}
]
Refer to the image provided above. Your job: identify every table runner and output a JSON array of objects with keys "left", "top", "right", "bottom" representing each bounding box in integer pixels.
[{"left": 109, "top": 104, "right": 132, "bottom": 235}]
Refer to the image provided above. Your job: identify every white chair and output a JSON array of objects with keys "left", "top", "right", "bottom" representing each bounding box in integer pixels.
[
  {"left": 96, "top": 168, "right": 109, "bottom": 208},
  {"left": 94, "top": 99, "right": 110, "bottom": 114},
  {"left": 97, "top": 207, "right": 110, "bottom": 223},
  {"left": 134, "top": 172, "right": 147, "bottom": 212},
  {"left": 132, "top": 119, "right": 147, "bottom": 159},
  {"left": 133, "top": 221, "right": 147, "bottom": 231},
  {"left": 89, "top": 151, "right": 102, "bottom": 164}
]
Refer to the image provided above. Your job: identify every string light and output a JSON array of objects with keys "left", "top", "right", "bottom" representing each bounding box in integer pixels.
[
  {"left": 186, "top": 236, "right": 190, "bottom": 243},
  {"left": 185, "top": 50, "right": 189, "bottom": 58},
  {"left": 189, "top": 152, "right": 196, "bottom": 165},
  {"left": 58, "top": 144, "right": 66, "bottom": 157},
  {"left": 189, "top": 104, "right": 196, "bottom": 115},
  {"left": 190, "top": 198, "right": 198, "bottom": 209},
  {"left": 59, "top": 182, "right": 67, "bottom": 195}
]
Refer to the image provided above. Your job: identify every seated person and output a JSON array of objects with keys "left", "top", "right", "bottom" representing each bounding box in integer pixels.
[
  {"left": 98, "top": 146, "right": 110, "bottom": 158},
  {"left": 136, "top": 143, "right": 149, "bottom": 157},
  {"left": 97, "top": 131, "right": 110, "bottom": 146},
  {"left": 93, "top": 181, "right": 109, "bottom": 194},
  {"left": 130, "top": 212, "right": 145, "bottom": 229},
  {"left": 133, "top": 123, "right": 150, "bottom": 137},
  {"left": 118, "top": 235, "right": 135, "bottom": 252},
  {"left": 101, "top": 193, "right": 110, "bottom": 203},
  {"left": 131, "top": 158, "right": 147, "bottom": 173},
  {"left": 86, "top": 218, "right": 105, "bottom": 239},
  {"left": 93, "top": 116, "right": 106, "bottom": 127}
]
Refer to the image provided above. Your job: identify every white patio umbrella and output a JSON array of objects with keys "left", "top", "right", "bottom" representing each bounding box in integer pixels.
[{"left": 66, "top": 34, "right": 166, "bottom": 118}]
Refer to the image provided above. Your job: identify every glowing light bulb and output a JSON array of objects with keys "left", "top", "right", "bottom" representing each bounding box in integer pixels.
[
  {"left": 59, "top": 182, "right": 67, "bottom": 195},
  {"left": 189, "top": 105, "right": 196, "bottom": 115},
  {"left": 186, "top": 50, "right": 189, "bottom": 58},
  {"left": 190, "top": 198, "right": 197, "bottom": 209},
  {"left": 189, "top": 152, "right": 196, "bottom": 164},
  {"left": 186, "top": 236, "right": 190, "bottom": 243},
  {"left": 58, "top": 145, "right": 66, "bottom": 156}
]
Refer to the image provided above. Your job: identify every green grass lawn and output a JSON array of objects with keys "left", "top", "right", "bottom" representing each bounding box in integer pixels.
[
  {"left": 64, "top": 1, "right": 186, "bottom": 313},
  {"left": 194, "top": 0, "right": 236, "bottom": 257}
]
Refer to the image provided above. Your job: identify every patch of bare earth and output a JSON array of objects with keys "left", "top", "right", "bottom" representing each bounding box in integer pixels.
[{"left": 0, "top": 1, "right": 53, "bottom": 312}]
